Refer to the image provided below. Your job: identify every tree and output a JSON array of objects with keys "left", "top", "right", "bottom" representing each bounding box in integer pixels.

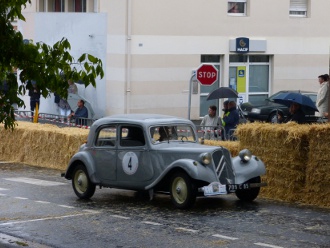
[{"left": 0, "top": 0, "right": 104, "bottom": 129}]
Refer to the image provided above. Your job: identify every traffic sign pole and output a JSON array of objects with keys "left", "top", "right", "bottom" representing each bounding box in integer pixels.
[
  {"left": 188, "top": 71, "right": 196, "bottom": 120},
  {"left": 188, "top": 64, "right": 219, "bottom": 120}
]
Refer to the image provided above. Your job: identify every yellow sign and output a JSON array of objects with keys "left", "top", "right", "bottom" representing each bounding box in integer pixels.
[{"left": 236, "top": 66, "right": 246, "bottom": 93}]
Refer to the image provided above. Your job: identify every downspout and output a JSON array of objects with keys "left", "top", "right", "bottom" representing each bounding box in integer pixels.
[{"left": 126, "top": 0, "right": 132, "bottom": 114}]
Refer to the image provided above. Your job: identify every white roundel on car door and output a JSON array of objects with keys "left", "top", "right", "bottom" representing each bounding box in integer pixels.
[{"left": 122, "top": 152, "right": 139, "bottom": 175}]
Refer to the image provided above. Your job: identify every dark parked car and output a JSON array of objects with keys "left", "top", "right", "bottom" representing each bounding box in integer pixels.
[
  {"left": 63, "top": 114, "right": 267, "bottom": 209},
  {"left": 240, "top": 90, "right": 321, "bottom": 123}
]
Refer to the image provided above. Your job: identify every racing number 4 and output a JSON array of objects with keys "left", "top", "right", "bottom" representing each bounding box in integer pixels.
[{"left": 128, "top": 157, "right": 132, "bottom": 170}]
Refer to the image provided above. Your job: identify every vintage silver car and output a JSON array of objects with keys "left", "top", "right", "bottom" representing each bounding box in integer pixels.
[{"left": 63, "top": 114, "right": 266, "bottom": 209}]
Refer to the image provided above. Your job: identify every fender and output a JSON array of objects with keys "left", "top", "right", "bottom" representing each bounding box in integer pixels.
[
  {"left": 145, "top": 159, "right": 218, "bottom": 190},
  {"left": 232, "top": 155, "right": 266, "bottom": 184},
  {"left": 64, "top": 151, "right": 100, "bottom": 184}
]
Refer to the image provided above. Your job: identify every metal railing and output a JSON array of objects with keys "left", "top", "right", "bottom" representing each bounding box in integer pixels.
[
  {"left": 14, "top": 111, "right": 96, "bottom": 128},
  {"left": 195, "top": 125, "right": 238, "bottom": 141}
]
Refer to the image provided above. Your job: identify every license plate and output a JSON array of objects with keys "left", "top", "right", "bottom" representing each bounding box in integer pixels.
[
  {"left": 203, "top": 182, "right": 227, "bottom": 196},
  {"left": 228, "top": 183, "right": 250, "bottom": 191}
]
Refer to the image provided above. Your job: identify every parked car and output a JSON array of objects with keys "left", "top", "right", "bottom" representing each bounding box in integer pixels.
[
  {"left": 62, "top": 114, "right": 266, "bottom": 209},
  {"left": 240, "top": 90, "right": 320, "bottom": 123}
]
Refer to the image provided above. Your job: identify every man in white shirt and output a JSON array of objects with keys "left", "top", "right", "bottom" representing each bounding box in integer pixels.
[{"left": 200, "top": 105, "right": 221, "bottom": 140}]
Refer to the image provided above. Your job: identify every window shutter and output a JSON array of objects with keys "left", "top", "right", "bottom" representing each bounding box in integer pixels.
[{"left": 290, "top": 0, "right": 307, "bottom": 11}]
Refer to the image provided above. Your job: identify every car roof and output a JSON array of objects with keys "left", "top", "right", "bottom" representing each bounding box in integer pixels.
[{"left": 91, "top": 114, "right": 193, "bottom": 128}]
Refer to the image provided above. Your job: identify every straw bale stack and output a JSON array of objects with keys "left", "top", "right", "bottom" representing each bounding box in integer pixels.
[
  {"left": 0, "top": 122, "right": 89, "bottom": 170},
  {"left": 236, "top": 122, "right": 310, "bottom": 202},
  {"left": 304, "top": 123, "right": 330, "bottom": 207},
  {"left": 203, "top": 140, "right": 240, "bottom": 157}
]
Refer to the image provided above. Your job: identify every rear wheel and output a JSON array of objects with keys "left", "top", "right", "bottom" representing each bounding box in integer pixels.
[
  {"left": 170, "top": 172, "right": 196, "bottom": 209},
  {"left": 269, "top": 112, "right": 278, "bottom": 123},
  {"left": 235, "top": 176, "right": 261, "bottom": 202},
  {"left": 72, "top": 164, "right": 96, "bottom": 199}
]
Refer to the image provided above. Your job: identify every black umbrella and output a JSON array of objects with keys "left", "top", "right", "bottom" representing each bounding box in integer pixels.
[
  {"left": 272, "top": 92, "right": 318, "bottom": 112},
  {"left": 206, "top": 87, "right": 238, "bottom": 100}
]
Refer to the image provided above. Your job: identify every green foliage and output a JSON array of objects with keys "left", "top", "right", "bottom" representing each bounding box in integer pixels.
[{"left": 0, "top": 0, "right": 104, "bottom": 129}]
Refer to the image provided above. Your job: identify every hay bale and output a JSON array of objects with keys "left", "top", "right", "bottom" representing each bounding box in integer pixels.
[
  {"left": 203, "top": 140, "right": 240, "bottom": 157},
  {"left": 236, "top": 122, "right": 310, "bottom": 202},
  {"left": 0, "top": 121, "right": 89, "bottom": 170},
  {"left": 304, "top": 123, "right": 330, "bottom": 208}
]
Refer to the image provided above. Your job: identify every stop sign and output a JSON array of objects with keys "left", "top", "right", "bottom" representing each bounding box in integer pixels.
[{"left": 196, "top": 64, "right": 218, "bottom": 86}]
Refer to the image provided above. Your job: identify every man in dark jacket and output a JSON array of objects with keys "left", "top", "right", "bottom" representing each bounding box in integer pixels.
[
  {"left": 68, "top": 99, "right": 88, "bottom": 125},
  {"left": 278, "top": 102, "right": 306, "bottom": 124},
  {"left": 28, "top": 81, "right": 41, "bottom": 113},
  {"left": 222, "top": 101, "right": 239, "bottom": 140}
]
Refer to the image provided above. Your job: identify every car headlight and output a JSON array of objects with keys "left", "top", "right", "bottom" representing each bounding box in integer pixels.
[
  {"left": 200, "top": 152, "right": 212, "bottom": 165},
  {"left": 239, "top": 149, "right": 252, "bottom": 163},
  {"left": 251, "top": 108, "right": 261, "bottom": 114}
]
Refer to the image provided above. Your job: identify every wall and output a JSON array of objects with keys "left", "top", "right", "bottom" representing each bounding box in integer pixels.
[
  {"left": 17, "top": 12, "right": 107, "bottom": 119},
  {"left": 19, "top": 0, "right": 330, "bottom": 120}
]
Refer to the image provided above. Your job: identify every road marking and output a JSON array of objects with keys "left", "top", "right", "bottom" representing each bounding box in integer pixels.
[
  {"left": 175, "top": 227, "right": 198, "bottom": 233},
  {"left": 14, "top": 197, "right": 28, "bottom": 200},
  {"left": 0, "top": 213, "right": 97, "bottom": 226},
  {"left": 254, "top": 243, "right": 284, "bottom": 248},
  {"left": 142, "top": 221, "right": 163, "bottom": 226},
  {"left": 110, "top": 214, "right": 130, "bottom": 220},
  {"left": 58, "top": 205, "right": 75, "bottom": 209},
  {"left": 83, "top": 209, "right": 101, "bottom": 214},
  {"left": 212, "top": 234, "right": 239, "bottom": 240},
  {"left": 35, "top": 200, "right": 51, "bottom": 204},
  {"left": 0, "top": 193, "right": 6, "bottom": 196},
  {"left": 0, "top": 188, "right": 9, "bottom": 191},
  {"left": 4, "top": 177, "right": 66, "bottom": 186}
]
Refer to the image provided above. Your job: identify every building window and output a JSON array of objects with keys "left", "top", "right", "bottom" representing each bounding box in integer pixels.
[
  {"left": 228, "top": 0, "right": 246, "bottom": 16},
  {"left": 289, "top": 0, "right": 307, "bottom": 17},
  {"left": 229, "top": 55, "right": 270, "bottom": 105},
  {"left": 38, "top": 0, "right": 45, "bottom": 12},
  {"left": 48, "top": 0, "right": 65, "bottom": 12},
  {"left": 71, "top": 0, "right": 87, "bottom": 12}
]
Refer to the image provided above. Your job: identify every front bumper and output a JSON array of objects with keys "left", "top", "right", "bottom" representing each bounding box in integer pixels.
[{"left": 198, "top": 181, "right": 267, "bottom": 196}]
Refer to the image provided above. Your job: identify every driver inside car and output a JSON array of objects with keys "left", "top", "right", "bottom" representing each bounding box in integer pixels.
[{"left": 158, "top": 126, "right": 170, "bottom": 142}]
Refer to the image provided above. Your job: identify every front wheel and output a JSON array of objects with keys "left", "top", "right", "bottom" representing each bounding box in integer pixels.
[
  {"left": 235, "top": 176, "right": 261, "bottom": 202},
  {"left": 170, "top": 172, "right": 196, "bottom": 209},
  {"left": 72, "top": 164, "right": 96, "bottom": 199}
]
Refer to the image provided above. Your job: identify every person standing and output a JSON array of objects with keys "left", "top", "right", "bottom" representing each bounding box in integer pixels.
[
  {"left": 200, "top": 105, "right": 221, "bottom": 140},
  {"left": 58, "top": 80, "right": 78, "bottom": 123},
  {"left": 316, "top": 74, "right": 329, "bottom": 117},
  {"left": 221, "top": 100, "right": 230, "bottom": 140},
  {"left": 222, "top": 101, "right": 239, "bottom": 140},
  {"left": 28, "top": 81, "right": 41, "bottom": 116}
]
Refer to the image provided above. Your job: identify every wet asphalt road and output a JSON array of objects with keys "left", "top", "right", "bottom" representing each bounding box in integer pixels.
[{"left": 0, "top": 162, "right": 329, "bottom": 248}]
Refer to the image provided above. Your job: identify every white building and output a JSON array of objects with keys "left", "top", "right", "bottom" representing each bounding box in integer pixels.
[{"left": 19, "top": 0, "right": 330, "bottom": 120}]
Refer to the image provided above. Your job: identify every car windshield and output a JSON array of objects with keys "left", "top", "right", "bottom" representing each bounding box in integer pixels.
[{"left": 150, "top": 125, "right": 196, "bottom": 144}]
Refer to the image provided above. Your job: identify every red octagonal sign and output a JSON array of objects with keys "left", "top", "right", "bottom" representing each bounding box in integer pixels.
[{"left": 196, "top": 64, "right": 218, "bottom": 86}]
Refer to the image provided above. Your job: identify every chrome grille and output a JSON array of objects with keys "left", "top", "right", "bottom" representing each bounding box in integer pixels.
[{"left": 212, "top": 148, "right": 235, "bottom": 184}]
